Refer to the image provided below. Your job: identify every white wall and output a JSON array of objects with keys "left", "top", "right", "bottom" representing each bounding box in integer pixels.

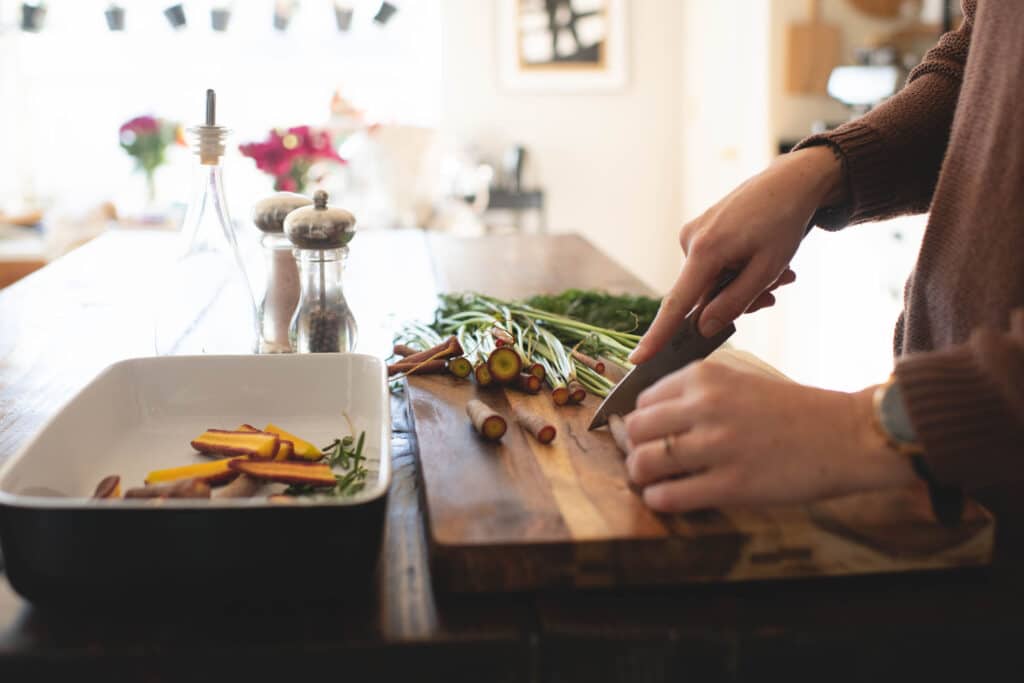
[
  {"left": 679, "top": 0, "right": 774, "bottom": 224},
  {"left": 440, "top": 0, "right": 684, "bottom": 292}
]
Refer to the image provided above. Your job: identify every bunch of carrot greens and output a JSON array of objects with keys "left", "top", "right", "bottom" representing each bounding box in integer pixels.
[{"left": 389, "top": 290, "right": 658, "bottom": 401}]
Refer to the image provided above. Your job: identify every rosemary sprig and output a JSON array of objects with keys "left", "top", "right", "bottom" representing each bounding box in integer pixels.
[{"left": 284, "top": 430, "right": 368, "bottom": 498}]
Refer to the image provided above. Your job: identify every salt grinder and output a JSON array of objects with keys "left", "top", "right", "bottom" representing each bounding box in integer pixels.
[
  {"left": 252, "top": 192, "right": 312, "bottom": 353},
  {"left": 284, "top": 190, "right": 357, "bottom": 353}
]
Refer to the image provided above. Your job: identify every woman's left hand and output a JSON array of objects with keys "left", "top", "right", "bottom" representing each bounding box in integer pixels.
[{"left": 623, "top": 361, "right": 917, "bottom": 513}]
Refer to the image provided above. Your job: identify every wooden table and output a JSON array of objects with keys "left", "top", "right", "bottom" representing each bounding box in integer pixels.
[{"left": 1, "top": 230, "right": 1022, "bottom": 681}]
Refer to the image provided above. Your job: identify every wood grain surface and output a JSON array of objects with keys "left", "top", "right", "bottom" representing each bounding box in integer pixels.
[{"left": 408, "top": 372, "right": 993, "bottom": 592}]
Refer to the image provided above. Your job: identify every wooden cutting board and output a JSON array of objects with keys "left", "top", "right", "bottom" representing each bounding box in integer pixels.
[
  {"left": 786, "top": 0, "right": 842, "bottom": 95},
  {"left": 408, "top": 355, "right": 994, "bottom": 593}
]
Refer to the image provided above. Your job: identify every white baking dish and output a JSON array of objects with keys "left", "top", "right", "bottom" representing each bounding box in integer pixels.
[{"left": 0, "top": 353, "right": 391, "bottom": 605}]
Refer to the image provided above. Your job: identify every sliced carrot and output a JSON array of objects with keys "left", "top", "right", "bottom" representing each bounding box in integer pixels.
[
  {"left": 191, "top": 429, "right": 279, "bottom": 460},
  {"left": 229, "top": 459, "right": 336, "bottom": 487},
  {"left": 145, "top": 457, "right": 243, "bottom": 486},
  {"left": 264, "top": 423, "right": 321, "bottom": 461}
]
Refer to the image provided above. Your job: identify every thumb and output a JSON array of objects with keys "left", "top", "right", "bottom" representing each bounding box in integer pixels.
[{"left": 697, "top": 260, "right": 777, "bottom": 337}]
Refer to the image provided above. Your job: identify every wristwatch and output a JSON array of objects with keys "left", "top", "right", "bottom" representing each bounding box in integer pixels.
[
  {"left": 871, "top": 375, "right": 925, "bottom": 456},
  {"left": 872, "top": 375, "right": 964, "bottom": 527}
]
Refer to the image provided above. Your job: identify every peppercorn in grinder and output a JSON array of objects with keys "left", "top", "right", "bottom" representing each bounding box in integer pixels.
[{"left": 284, "top": 190, "right": 357, "bottom": 353}]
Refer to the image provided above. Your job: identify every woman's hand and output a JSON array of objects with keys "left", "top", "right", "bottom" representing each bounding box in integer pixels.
[
  {"left": 630, "top": 146, "right": 846, "bottom": 364},
  {"left": 623, "top": 361, "right": 916, "bottom": 513}
]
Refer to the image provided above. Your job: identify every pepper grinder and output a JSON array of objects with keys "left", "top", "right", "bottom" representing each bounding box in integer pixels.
[
  {"left": 284, "top": 190, "right": 358, "bottom": 353},
  {"left": 252, "top": 192, "right": 312, "bottom": 353}
]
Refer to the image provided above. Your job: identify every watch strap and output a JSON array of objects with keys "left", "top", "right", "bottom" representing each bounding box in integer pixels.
[{"left": 911, "top": 455, "right": 965, "bottom": 528}]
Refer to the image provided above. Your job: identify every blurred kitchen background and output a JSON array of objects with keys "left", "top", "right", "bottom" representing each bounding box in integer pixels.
[{"left": 0, "top": 0, "right": 960, "bottom": 391}]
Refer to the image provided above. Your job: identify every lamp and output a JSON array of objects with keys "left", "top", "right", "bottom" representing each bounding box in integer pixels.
[{"left": 164, "top": 3, "right": 186, "bottom": 30}]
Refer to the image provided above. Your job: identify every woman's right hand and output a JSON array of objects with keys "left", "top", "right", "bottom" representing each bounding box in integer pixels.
[{"left": 630, "top": 145, "right": 846, "bottom": 364}]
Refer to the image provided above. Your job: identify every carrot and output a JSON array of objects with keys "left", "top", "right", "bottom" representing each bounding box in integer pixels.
[
  {"left": 474, "top": 361, "right": 493, "bottom": 387},
  {"left": 515, "top": 373, "right": 541, "bottom": 394},
  {"left": 567, "top": 380, "right": 587, "bottom": 404},
  {"left": 393, "top": 343, "right": 418, "bottom": 357},
  {"left": 571, "top": 350, "right": 605, "bottom": 375},
  {"left": 92, "top": 475, "right": 121, "bottom": 499},
  {"left": 229, "top": 459, "right": 337, "bottom": 487},
  {"left": 526, "top": 362, "right": 546, "bottom": 381},
  {"left": 214, "top": 474, "right": 264, "bottom": 499},
  {"left": 447, "top": 357, "right": 473, "bottom": 379},
  {"left": 396, "top": 336, "right": 462, "bottom": 365},
  {"left": 487, "top": 347, "right": 522, "bottom": 383},
  {"left": 608, "top": 414, "right": 630, "bottom": 455},
  {"left": 387, "top": 359, "right": 447, "bottom": 376},
  {"left": 551, "top": 384, "right": 570, "bottom": 406},
  {"left": 514, "top": 406, "right": 556, "bottom": 444},
  {"left": 466, "top": 399, "right": 506, "bottom": 441},
  {"left": 491, "top": 327, "right": 515, "bottom": 347}
]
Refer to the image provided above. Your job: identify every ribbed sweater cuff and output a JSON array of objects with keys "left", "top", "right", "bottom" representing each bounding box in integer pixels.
[
  {"left": 895, "top": 347, "right": 1012, "bottom": 491},
  {"left": 793, "top": 121, "right": 901, "bottom": 230}
]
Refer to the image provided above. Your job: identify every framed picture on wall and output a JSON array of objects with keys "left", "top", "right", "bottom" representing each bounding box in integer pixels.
[{"left": 497, "top": 0, "right": 628, "bottom": 91}]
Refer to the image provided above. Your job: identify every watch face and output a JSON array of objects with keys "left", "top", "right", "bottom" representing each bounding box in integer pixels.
[{"left": 881, "top": 381, "right": 918, "bottom": 444}]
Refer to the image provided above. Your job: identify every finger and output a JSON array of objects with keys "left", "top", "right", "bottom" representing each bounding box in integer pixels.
[
  {"left": 744, "top": 291, "right": 775, "bottom": 313},
  {"left": 636, "top": 362, "right": 701, "bottom": 409},
  {"left": 627, "top": 433, "right": 710, "bottom": 487},
  {"left": 625, "top": 398, "right": 692, "bottom": 446},
  {"left": 698, "top": 258, "right": 778, "bottom": 337},
  {"left": 629, "top": 256, "right": 721, "bottom": 364},
  {"left": 769, "top": 268, "right": 796, "bottom": 291},
  {"left": 642, "top": 469, "right": 739, "bottom": 513}
]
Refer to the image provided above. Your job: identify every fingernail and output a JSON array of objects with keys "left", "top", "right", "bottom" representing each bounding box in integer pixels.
[
  {"left": 628, "top": 347, "right": 642, "bottom": 362},
  {"left": 700, "top": 318, "right": 724, "bottom": 337}
]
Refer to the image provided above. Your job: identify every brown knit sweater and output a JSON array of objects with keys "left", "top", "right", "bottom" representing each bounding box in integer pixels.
[{"left": 795, "top": 0, "right": 1024, "bottom": 494}]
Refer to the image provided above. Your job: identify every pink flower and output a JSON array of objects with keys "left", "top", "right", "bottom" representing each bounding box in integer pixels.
[
  {"left": 240, "top": 124, "right": 346, "bottom": 190},
  {"left": 120, "top": 115, "right": 159, "bottom": 135}
]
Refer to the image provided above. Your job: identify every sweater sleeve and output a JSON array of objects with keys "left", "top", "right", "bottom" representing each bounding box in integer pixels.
[
  {"left": 793, "top": 0, "right": 975, "bottom": 230},
  {"left": 894, "top": 309, "right": 1024, "bottom": 492}
]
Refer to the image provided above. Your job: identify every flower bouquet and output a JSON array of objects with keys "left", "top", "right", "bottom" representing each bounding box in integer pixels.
[
  {"left": 118, "top": 115, "right": 183, "bottom": 203},
  {"left": 240, "top": 126, "right": 345, "bottom": 193}
]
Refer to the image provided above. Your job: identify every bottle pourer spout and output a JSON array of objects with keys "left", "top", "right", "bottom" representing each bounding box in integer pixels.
[
  {"left": 192, "top": 88, "right": 227, "bottom": 165},
  {"left": 205, "top": 89, "right": 216, "bottom": 126}
]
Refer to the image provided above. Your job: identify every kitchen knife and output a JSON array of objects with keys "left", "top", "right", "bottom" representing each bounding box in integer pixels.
[{"left": 587, "top": 271, "right": 738, "bottom": 430}]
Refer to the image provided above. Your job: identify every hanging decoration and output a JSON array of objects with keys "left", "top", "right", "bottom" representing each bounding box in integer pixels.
[
  {"left": 163, "top": 3, "right": 186, "bottom": 30},
  {"left": 273, "top": 0, "right": 297, "bottom": 31},
  {"left": 333, "top": 2, "right": 354, "bottom": 32},
  {"left": 20, "top": 3, "right": 47, "bottom": 32},
  {"left": 104, "top": 4, "right": 125, "bottom": 31},
  {"left": 373, "top": 2, "right": 397, "bottom": 25},
  {"left": 211, "top": 5, "right": 232, "bottom": 32}
]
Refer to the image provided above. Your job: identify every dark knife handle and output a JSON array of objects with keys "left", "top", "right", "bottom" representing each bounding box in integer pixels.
[{"left": 701, "top": 269, "right": 740, "bottom": 307}]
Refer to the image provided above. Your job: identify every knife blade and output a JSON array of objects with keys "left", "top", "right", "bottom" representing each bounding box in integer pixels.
[{"left": 587, "top": 271, "right": 738, "bottom": 430}]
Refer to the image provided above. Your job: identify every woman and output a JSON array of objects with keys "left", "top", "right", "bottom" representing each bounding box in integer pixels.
[{"left": 624, "top": 0, "right": 1022, "bottom": 525}]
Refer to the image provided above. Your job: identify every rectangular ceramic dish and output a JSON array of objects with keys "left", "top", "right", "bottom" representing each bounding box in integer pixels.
[{"left": 0, "top": 353, "right": 391, "bottom": 606}]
